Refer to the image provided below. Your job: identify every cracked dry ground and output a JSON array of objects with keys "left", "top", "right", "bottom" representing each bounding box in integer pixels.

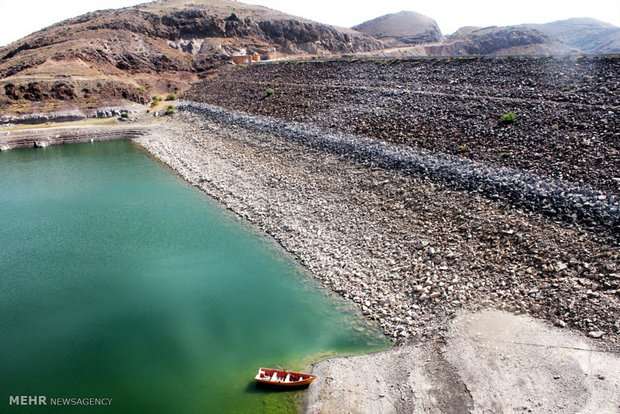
[{"left": 139, "top": 114, "right": 620, "bottom": 348}]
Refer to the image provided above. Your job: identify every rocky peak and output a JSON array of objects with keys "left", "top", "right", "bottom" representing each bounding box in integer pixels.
[{"left": 353, "top": 11, "right": 443, "bottom": 46}]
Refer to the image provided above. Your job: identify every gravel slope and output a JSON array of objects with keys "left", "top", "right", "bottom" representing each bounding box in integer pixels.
[
  {"left": 179, "top": 101, "right": 619, "bottom": 241},
  {"left": 135, "top": 109, "right": 619, "bottom": 346}
]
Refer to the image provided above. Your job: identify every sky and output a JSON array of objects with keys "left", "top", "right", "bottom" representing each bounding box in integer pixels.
[{"left": 1, "top": 0, "right": 619, "bottom": 46}]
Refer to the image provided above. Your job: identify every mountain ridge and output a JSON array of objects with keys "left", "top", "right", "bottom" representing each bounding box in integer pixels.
[
  {"left": 353, "top": 11, "right": 443, "bottom": 47},
  {"left": 0, "top": 0, "right": 381, "bottom": 114},
  {"left": 521, "top": 17, "right": 620, "bottom": 53},
  {"left": 352, "top": 12, "right": 617, "bottom": 57}
]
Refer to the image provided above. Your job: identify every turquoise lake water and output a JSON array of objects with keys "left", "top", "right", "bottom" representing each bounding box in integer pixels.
[{"left": 0, "top": 141, "right": 386, "bottom": 413}]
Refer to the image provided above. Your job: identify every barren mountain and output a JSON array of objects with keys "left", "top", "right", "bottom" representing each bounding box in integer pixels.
[
  {"left": 353, "top": 11, "right": 443, "bottom": 47},
  {"left": 0, "top": 0, "right": 381, "bottom": 114},
  {"left": 523, "top": 18, "right": 620, "bottom": 54},
  {"left": 432, "top": 26, "right": 576, "bottom": 56},
  {"left": 354, "top": 15, "right": 577, "bottom": 57}
]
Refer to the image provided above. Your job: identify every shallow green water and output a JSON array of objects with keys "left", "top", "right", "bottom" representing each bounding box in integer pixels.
[{"left": 0, "top": 141, "right": 386, "bottom": 413}]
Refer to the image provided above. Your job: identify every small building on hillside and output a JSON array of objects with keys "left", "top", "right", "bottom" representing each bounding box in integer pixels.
[
  {"left": 231, "top": 54, "right": 251, "bottom": 65},
  {"left": 231, "top": 51, "right": 263, "bottom": 65}
]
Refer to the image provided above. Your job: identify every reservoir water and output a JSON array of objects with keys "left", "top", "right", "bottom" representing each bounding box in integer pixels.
[{"left": 0, "top": 141, "right": 386, "bottom": 413}]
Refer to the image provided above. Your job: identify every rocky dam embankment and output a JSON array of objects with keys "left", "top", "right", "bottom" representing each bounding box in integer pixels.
[
  {"left": 179, "top": 101, "right": 619, "bottom": 240},
  {"left": 186, "top": 55, "right": 620, "bottom": 197}
]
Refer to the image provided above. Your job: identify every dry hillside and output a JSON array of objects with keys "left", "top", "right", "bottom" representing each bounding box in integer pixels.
[{"left": 0, "top": 0, "right": 381, "bottom": 114}]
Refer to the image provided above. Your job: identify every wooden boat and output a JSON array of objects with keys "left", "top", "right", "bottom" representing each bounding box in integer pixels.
[{"left": 255, "top": 368, "right": 317, "bottom": 388}]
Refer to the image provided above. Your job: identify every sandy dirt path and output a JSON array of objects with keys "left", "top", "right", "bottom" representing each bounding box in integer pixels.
[{"left": 305, "top": 310, "right": 620, "bottom": 414}]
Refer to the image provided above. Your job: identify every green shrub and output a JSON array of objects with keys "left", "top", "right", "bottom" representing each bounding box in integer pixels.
[
  {"left": 165, "top": 105, "right": 175, "bottom": 116},
  {"left": 120, "top": 111, "right": 129, "bottom": 119},
  {"left": 165, "top": 93, "right": 177, "bottom": 101},
  {"left": 264, "top": 88, "right": 275, "bottom": 98},
  {"left": 500, "top": 111, "right": 517, "bottom": 124},
  {"left": 457, "top": 144, "right": 469, "bottom": 154}
]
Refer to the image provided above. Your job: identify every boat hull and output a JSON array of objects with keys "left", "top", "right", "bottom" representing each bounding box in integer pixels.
[{"left": 255, "top": 368, "right": 317, "bottom": 389}]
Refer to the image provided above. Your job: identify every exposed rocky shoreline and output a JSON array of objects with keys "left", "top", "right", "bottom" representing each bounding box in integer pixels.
[
  {"left": 0, "top": 105, "right": 144, "bottom": 125},
  {"left": 135, "top": 107, "right": 619, "bottom": 347},
  {"left": 0, "top": 124, "right": 148, "bottom": 150}
]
